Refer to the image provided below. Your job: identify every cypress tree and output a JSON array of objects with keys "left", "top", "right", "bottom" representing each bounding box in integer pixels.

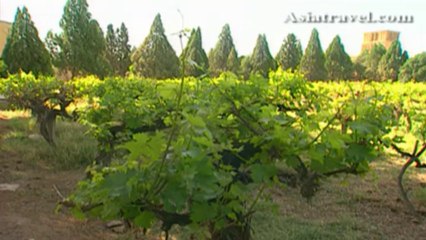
[
  {"left": 250, "top": 34, "right": 276, "bottom": 78},
  {"left": 208, "top": 24, "right": 238, "bottom": 76},
  {"left": 401, "top": 50, "right": 409, "bottom": 66},
  {"left": 352, "top": 62, "right": 366, "bottom": 80},
  {"left": 180, "top": 27, "right": 208, "bottom": 77},
  {"left": 226, "top": 47, "right": 240, "bottom": 74},
  {"left": 299, "top": 28, "right": 327, "bottom": 80},
  {"left": 105, "top": 24, "right": 117, "bottom": 76},
  {"left": 239, "top": 55, "right": 252, "bottom": 80},
  {"left": 398, "top": 52, "right": 426, "bottom": 82},
  {"left": 356, "top": 43, "right": 386, "bottom": 80},
  {"left": 132, "top": 14, "right": 179, "bottom": 79},
  {"left": 46, "top": 0, "right": 109, "bottom": 78},
  {"left": 2, "top": 7, "right": 52, "bottom": 76},
  {"left": 105, "top": 23, "right": 131, "bottom": 76},
  {"left": 116, "top": 23, "right": 132, "bottom": 76},
  {"left": 378, "top": 40, "right": 405, "bottom": 81},
  {"left": 275, "top": 33, "right": 303, "bottom": 72},
  {"left": 325, "top": 35, "right": 353, "bottom": 80}
]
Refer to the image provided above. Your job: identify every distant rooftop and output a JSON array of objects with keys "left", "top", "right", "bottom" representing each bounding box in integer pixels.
[
  {"left": 361, "top": 30, "right": 400, "bottom": 53},
  {"left": 0, "top": 20, "right": 11, "bottom": 55}
]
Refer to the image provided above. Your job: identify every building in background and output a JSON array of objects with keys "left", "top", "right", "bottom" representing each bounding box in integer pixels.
[
  {"left": 361, "top": 30, "right": 399, "bottom": 52},
  {"left": 0, "top": 20, "right": 11, "bottom": 56}
]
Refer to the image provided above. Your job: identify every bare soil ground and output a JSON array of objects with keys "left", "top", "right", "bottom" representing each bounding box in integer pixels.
[
  {"left": 272, "top": 158, "right": 426, "bottom": 239},
  {"left": 0, "top": 118, "right": 118, "bottom": 240},
  {"left": 1, "top": 117, "right": 425, "bottom": 240}
]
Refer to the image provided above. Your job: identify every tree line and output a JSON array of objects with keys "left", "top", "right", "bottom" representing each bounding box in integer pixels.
[{"left": 1, "top": 0, "right": 425, "bottom": 82}]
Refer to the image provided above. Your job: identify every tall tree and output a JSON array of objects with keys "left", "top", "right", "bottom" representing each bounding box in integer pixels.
[
  {"left": 299, "top": 28, "right": 327, "bottom": 80},
  {"left": 208, "top": 24, "right": 239, "bottom": 76},
  {"left": 398, "top": 52, "right": 426, "bottom": 82},
  {"left": 378, "top": 40, "right": 405, "bottom": 81},
  {"left": 356, "top": 43, "right": 386, "bottom": 80},
  {"left": 250, "top": 34, "right": 276, "bottom": 78},
  {"left": 180, "top": 27, "right": 208, "bottom": 77},
  {"left": 226, "top": 47, "right": 240, "bottom": 74},
  {"left": 105, "top": 23, "right": 131, "bottom": 76},
  {"left": 401, "top": 50, "right": 409, "bottom": 66},
  {"left": 105, "top": 24, "right": 117, "bottom": 76},
  {"left": 325, "top": 35, "right": 353, "bottom": 80},
  {"left": 275, "top": 33, "right": 303, "bottom": 72},
  {"left": 239, "top": 55, "right": 252, "bottom": 80},
  {"left": 2, "top": 7, "right": 52, "bottom": 76},
  {"left": 116, "top": 23, "right": 132, "bottom": 76},
  {"left": 352, "top": 62, "right": 366, "bottom": 80},
  {"left": 131, "top": 14, "right": 179, "bottom": 79},
  {"left": 46, "top": 0, "right": 109, "bottom": 78}
]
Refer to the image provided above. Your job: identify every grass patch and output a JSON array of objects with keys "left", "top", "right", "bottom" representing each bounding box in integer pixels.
[
  {"left": 166, "top": 200, "right": 384, "bottom": 240},
  {"left": 251, "top": 202, "right": 384, "bottom": 240},
  {"left": 0, "top": 115, "right": 97, "bottom": 170}
]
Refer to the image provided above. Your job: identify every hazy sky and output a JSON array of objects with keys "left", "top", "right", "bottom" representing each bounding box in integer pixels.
[{"left": 1, "top": 0, "right": 425, "bottom": 57}]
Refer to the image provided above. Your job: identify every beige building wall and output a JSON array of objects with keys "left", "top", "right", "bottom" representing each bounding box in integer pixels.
[
  {"left": 361, "top": 30, "right": 399, "bottom": 52},
  {"left": 0, "top": 21, "right": 12, "bottom": 56}
]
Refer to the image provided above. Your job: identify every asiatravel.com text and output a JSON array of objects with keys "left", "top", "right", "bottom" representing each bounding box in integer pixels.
[{"left": 285, "top": 12, "right": 414, "bottom": 24}]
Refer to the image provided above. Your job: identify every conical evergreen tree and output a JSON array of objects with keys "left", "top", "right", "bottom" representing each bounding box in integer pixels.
[
  {"left": 208, "top": 24, "right": 238, "bottom": 76},
  {"left": 356, "top": 43, "right": 386, "bottom": 80},
  {"left": 398, "top": 52, "right": 426, "bottom": 82},
  {"left": 105, "top": 24, "right": 117, "bottom": 75},
  {"left": 46, "top": 0, "right": 109, "bottom": 78},
  {"left": 2, "top": 7, "right": 52, "bottom": 76},
  {"left": 239, "top": 55, "right": 252, "bottom": 80},
  {"left": 250, "top": 34, "right": 276, "bottom": 78},
  {"left": 401, "top": 50, "right": 409, "bottom": 66},
  {"left": 378, "top": 40, "right": 405, "bottom": 81},
  {"left": 132, "top": 14, "right": 179, "bottom": 79},
  {"left": 325, "top": 35, "right": 353, "bottom": 80},
  {"left": 226, "top": 47, "right": 240, "bottom": 74},
  {"left": 299, "top": 28, "right": 327, "bottom": 80},
  {"left": 116, "top": 23, "right": 132, "bottom": 76},
  {"left": 275, "top": 33, "right": 303, "bottom": 72},
  {"left": 105, "top": 23, "right": 131, "bottom": 76},
  {"left": 352, "top": 62, "right": 366, "bottom": 80},
  {"left": 180, "top": 27, "right": 208, "bottom": 77}
]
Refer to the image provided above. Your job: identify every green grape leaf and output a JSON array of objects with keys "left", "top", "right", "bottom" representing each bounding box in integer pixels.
[
  {"left": 134, "top": 211, "right": 156, "bottom": 228},
  {"left": 250, "top": 164, "right": 277, "bottom": 183},
  {"left": 190, "top": 203, "right": 217, "bottom": 223}
]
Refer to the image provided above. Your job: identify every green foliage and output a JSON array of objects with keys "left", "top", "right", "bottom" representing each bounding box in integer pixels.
[
  {"left": 105, "top": 23, "right": 132, "bottom": 76},
  {"left": 180, "top": 27, "right": 209, "bottom": 77},
  {"left": 325, "top": 35, "right": 353, "bottom": 80},
  {"left": 2, "top": 60, "right": 426, "bottom": 238},
  {"left": 239, "top": 55, "right": 252, "bottom": 80},
  {"left": 398, "top": 52, "right": 426, "bottom": 82},
  {"left": 0, "top": 73, "right": 71, "bottom": 110},
  {"left": 250, "top": 34, "right": 276, "bottom": 78},
  {"left": 227, "top": 47, "right": 240, "bottom": 74},
  {"left": 0, "top": 60, "right": 7, "bottom": 78},
  {"left": 2, "top": 7, "right": 52, "bottom": 76},
  {"left": 46, "top": 0, "right": 109, "bottom": 78},
  {"left": 275, "top": 33, "right": 303, "bottom": 72},
  {"left": 0, "top": 73, "right": 77, "bottom": 145},
  {"left": 378, "top": 40, "right": 405, "bottom": 81},
  {"left": 300, "top": 28, "right": 327, "bottom": 80},
  {"left": 131, "top": 14, "right": 180, "bottom": 79},
  {"left": 208, "top": 24, "right": 239, "bottom": 76},
  {"left": 62, "top": 71, "right": 415, "bottom": 238},
  {"left": 356, "top": 44, "right": 386, "bottom": 80},
  {"left": 352, "top": 62, "right": 366, "bottom": 80}
]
